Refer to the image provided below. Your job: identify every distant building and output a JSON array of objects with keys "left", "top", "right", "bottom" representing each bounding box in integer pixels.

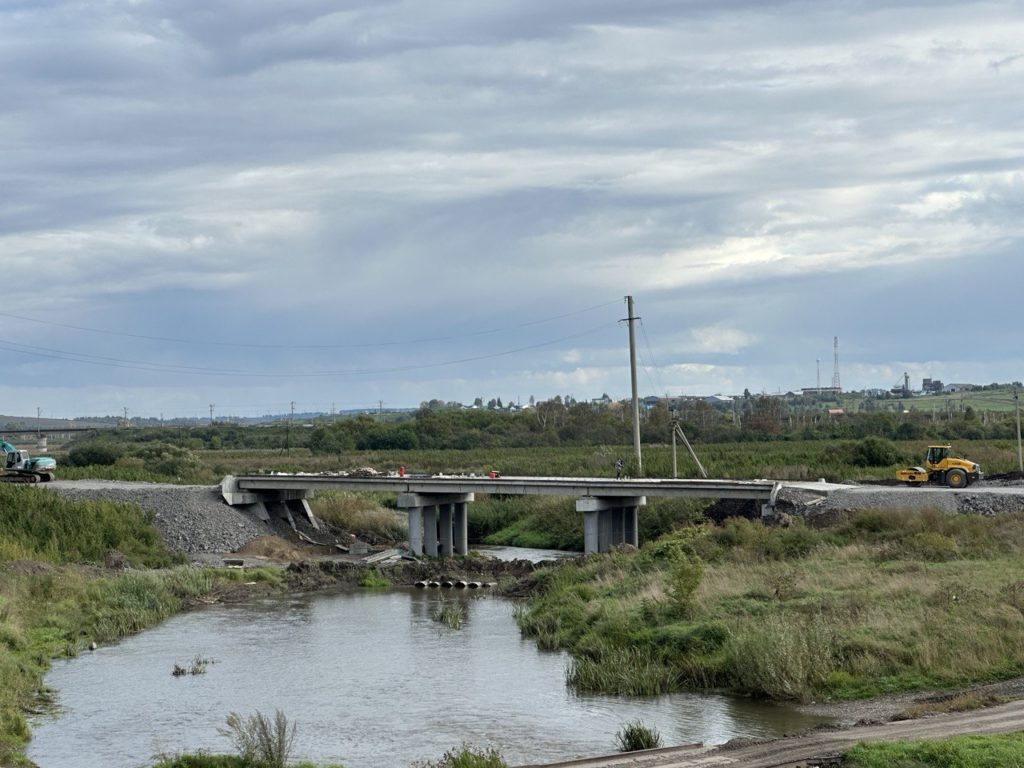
[
  {"left": 704, "top": 394, "right": 733, "bottom": 404},
  {"left": 944, "top": 383, "right": 976, "bottom": 393},
  {"left": 922, "top": 378, "right": 944, "bottom": 393},
  {"left": 801, "top": 387, "right": 842, "bottom": 396}
]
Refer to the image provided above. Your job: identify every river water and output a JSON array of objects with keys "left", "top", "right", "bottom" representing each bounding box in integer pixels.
[{"left": 29, "top": 571, "right": 825, "bottom": 768}]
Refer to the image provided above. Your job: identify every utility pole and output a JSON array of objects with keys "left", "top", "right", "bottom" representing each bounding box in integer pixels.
[
  {"left": 209, "top": 404, "right": 215, "bottom": 425},
  {"left": 1015, "top": 386, "right": 1023, "bottom": 474},
  {"left": 671, "top": 423, "right": 677, "bottom": 479},
  {"left": 625, "top": 295, "right": 642, "bottom": 475},
  {"left": 286, "top": 401, "right": 295, "bottom": 453},
  {"left": 36, "top": 407, "right": 40, "bottom": 438},
  {"left": 123, "top": 407, "right": 129, "bottom": 427}
]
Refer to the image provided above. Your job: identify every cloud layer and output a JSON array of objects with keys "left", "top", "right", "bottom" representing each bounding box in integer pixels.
[{"left": 2, "top": 0, "right": 1022, "bottom": 417}]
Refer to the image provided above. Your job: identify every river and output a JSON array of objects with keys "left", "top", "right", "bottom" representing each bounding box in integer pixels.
[{"left": 29, "top": 562, "right": 825, "bottom": 767}]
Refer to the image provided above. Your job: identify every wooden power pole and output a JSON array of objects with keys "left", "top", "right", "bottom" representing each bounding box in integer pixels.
[{"left": 625, "top": 295, "right": 642, "bottom": 475}]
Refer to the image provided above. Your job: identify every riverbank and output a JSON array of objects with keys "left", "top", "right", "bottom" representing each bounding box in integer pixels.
[{"left": 515, "top": 508, "right": 1024, "bottom": 702}]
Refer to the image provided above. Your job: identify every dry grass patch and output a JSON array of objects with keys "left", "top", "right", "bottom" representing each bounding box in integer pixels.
[
  {"left": 311, "top": 492, "right": 407, "bottom": 542},
  {"left": 894, "top": 692, "right": 1007, "bottom": 720}
]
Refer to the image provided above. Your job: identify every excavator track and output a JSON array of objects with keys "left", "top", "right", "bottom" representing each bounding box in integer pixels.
[{"left": 0, "top": 472, "right": 48, "bottom": 484}]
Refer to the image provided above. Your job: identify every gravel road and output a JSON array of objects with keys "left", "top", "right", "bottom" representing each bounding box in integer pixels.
[
  {"left": 777, "top": 480, "right": 1024, "bottom": 523},
  {"left": 520, "top": 698, "right": 1024, "bottom": 768}
]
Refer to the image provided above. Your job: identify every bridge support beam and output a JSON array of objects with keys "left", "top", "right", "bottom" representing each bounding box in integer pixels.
[
  {"left": 398, "top": 493, "right": 474, "bottom": 557},
  {"left": 577, "top": 496, "right": 645, "bottom": 554}
]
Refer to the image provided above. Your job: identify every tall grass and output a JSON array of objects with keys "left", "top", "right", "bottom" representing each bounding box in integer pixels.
[
  {"left": 431, "top": 601, "right": 466, "bottom": 630},
  {"left": 416, "top": 744, "right": 508, "bottom": 768},
  {"left": 311, "top": 492, "right": 407, "bottom": 542},
  {"left": 219, "top": 710, "right": 296, "bottom": 768},
  {"left": 0, "top": 484, "right": 180, "bottom": 567}
]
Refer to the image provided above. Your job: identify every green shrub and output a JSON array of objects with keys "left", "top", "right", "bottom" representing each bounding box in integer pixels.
[
  {"left": 358, "top": 571, "right": 391, "bottom": 588},
  {"left": 66, "top": 442, "right": 124, "bottom": 467},
  {"left": 668, "top": 557, "right": 703, "bottom": 613},
  {"left": 129, "top": 443, "right": 201, "bottom": 477},
  {"left": 849, "top": 437, "right": 903, "bottom": 467}
]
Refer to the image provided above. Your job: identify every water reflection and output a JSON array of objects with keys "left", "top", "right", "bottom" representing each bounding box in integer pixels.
[{"left": 29, "top": 588, "right": 826, "bottom": 768}]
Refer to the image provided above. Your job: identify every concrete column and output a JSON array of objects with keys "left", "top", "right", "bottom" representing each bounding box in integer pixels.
[
  {"left": 439, "top": 503, "right": 454, "bottom": 556},
  {"left": 611, "top": 507, "right": 625, "bottom": 546},
  {"left": 624, "top": 506, "right": 639, "bottom": 547},
  {"left": 454, "top": 502, "right": 469, "bottom": 555},
  {"left": 398, "top": 492, "right": 474, "bottom": 558},
  {"left": 583, "top": 510, "right": 599, "bottom": 554},
  {"left": 407, "top": 508, "right": 424, "bottom": 556},
  {"left": 598, "top": 508, "right": 613, "bottom": 553},
  {"left": 423, "top": 505, "right": 439, "bottom": 557},
  {"left": 577, "top": 496, "right": 647, "bottom": 553}
]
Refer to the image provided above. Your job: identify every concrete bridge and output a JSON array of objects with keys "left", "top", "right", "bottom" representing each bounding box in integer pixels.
[{"left": 221, "top": 474, "right": 844, "bottom": 556}]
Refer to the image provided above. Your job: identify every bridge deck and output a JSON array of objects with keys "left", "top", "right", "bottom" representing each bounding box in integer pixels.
[{"left": 232, "top": 474, "right": 791, "bottom": 500}]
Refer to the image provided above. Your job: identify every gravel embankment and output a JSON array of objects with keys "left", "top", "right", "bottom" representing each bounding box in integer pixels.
[
  {"left": 47, "top": 480, "right": 271, "bottom": 554},
  {"left": 784, "top": 482, "right": 1024, "bottom": 523}
]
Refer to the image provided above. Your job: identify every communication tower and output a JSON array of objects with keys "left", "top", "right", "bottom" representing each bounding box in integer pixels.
[{"left": 831, "top": 336, "right": 841, "bottom": 392}]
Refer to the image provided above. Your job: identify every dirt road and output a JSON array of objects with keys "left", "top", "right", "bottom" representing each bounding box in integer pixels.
[{"left": 521, "top": 698, "right": 1024, "bottom": 768}]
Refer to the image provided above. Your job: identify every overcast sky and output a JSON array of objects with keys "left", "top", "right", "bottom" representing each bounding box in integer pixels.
[{"left": 2, "top": 0, "right": 1023, "bottom": 419}]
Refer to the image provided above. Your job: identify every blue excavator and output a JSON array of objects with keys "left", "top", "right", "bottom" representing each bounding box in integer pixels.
[{"left": 1, "top": 440, "right": 57, "bottom": 483}]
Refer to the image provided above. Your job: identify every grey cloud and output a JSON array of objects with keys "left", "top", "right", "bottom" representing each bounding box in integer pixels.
[{"left": 2, "top": 0, "right": 1023, "bottom": 414}]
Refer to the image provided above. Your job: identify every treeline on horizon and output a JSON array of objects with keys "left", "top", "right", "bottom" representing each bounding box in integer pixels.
[{"left": 62, "top": 393, "right": 1021, "bottom": 456}]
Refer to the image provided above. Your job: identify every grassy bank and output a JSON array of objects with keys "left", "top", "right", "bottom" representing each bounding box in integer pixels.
[
  {"left": 844, "top": 732, "right": 1024, "bottom": 767},
  {"left": 0, "top": 485, "right": 282, "bottom": 766},
  {"left": 516, "top": 509, "right": 1024, "bottom": 701}
]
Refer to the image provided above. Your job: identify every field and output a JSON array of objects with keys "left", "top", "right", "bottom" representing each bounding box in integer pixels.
[{"left": 48, "top": 438, "right": 1024, "bottom": 485}]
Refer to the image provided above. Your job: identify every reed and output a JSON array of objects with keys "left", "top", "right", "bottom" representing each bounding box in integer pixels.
[
  {"left": 431, "top": 601, "right": 466, "bottom": 630},
  {"left": 615, "top": 720, "right": 662, "bottom": 752}
]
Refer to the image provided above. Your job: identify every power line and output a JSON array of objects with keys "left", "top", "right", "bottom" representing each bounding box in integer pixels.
[
  {"left": 0, "top": 299, "right": 620, "bottom": 350},
  {"left": 0, "top": 323, "right": 613, "bottom": 379},
  {"left": 638, "top": 318, "right": 666, "bottom": 395}
]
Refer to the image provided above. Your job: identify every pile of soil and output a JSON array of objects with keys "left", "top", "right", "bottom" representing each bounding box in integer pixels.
[{"left": 235, "top": 535, "right": 305, "bottom": 562}]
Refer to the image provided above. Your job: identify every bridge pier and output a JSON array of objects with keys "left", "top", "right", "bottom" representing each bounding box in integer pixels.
[
  {"left": 398, "top": 493, "right": 473, "bottom": 557},
  {"left": 577, "top": 496, "right": 645, "bottom": 554}
]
